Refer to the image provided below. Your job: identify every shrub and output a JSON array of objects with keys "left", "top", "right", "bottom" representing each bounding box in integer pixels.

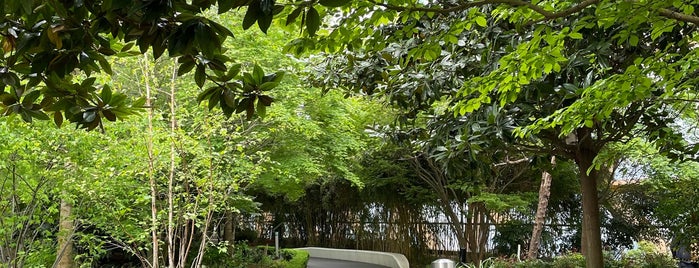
[
  {"left": 284, "top": 249, "right": 309, "bottom": 268},
  {"left": 550, "top": 253, "right": 585, "bottom": 268},
  {"left": 202, "top": 242, "right": 309, "bottom": 268},
  {"left": 472, "top": 257, "right": 550, "bottom": 268},
  {"left": 621, "top": 241, "right": 675, "bottom": 268},
  {"left": 481, "top": 242, "right": 676, "bottom": 268}
]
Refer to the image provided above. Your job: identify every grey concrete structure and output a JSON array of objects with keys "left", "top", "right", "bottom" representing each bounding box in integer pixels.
[
  {"left": 308, "top": 257, "right": 390, "bottom": 268},
  {"left": 298, "top": 247, "right": 410, "bottom": 268}
]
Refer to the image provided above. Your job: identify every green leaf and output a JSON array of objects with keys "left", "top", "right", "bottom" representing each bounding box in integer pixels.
[
  {"left": 256, "top": 99, "right": 267, "bottom": 117},
  {"left": 226, "top": 63, "right": 242, "bottom": 79},
  {"left": 543, "top": 63, "right": 553, "bottom": 73},
  {"left": 243, "top": 1, "right": 260, "bottom": 30},
  {"left": 102, "top": 109, "right": 117, "bottom": 121},
  {"left": 252, "top": 64, "right": 264, "bottom": 84},
  {"left": 22, "top": 90, "right": 41, "bottom": 106},
  {"left": 223, "top": 89, "right": 236, "bottom": 107},
  {"left": 178, "top": 57, "right": 196, "bottom": 75},
  {"left": 259, "top": 81, "right": 279, "bottom": 91},
  {"left": 286, "top": 6, "right": 303, "bottom": 26},
  {"left": 120, "top": 42, "right": 135, "bottom": 52},
  {"left": 54, "top": 111, "right": 63, "bottom": 127},
  {"left": 208, "top": 94, "right": 220, "bottom": 110},
  {"left": 26, "top": 109, "right": 49, "bottom": 120},
  {"left": 96, "top": 55, "right": 113, "bottom": 75},
  {"left": 101, "top": 85, "right": 113, "bottom": 104},
  {"left": 629, "top": 35, "right": 639, "bottom": 46},
  {"left": 218, "top": 0, "right": 234, "bottom": 13},
  {"left": 246, "top": 98, "right": 255, "bottom": 119},
  {"left": 258, "top": 95, "right": 273, "bottom": 106},
  {"left": 258, "top": 13, "right": 273, "bottom": 34},
  {"left": 195, "top": 64, "right": 206, "bottom": 88},
  {"left": 132, "top": 97, "right": 146, "bottom": 108},
  {"left": 569, "top": 32, "right": 583, "bottom": 39},
  {"left": 273, "top": 5, "right": 284, "bottom": 15},
  {"left": 305, "top": 7, "right": 320, "bottom": 36},
  {"left": 209, "top": 20, "right": 235, "bottom": 38},
  {"left": 584, "top": 119, "right": 593, "bottom": 127},
  {"left": 475, "top": 16, "right": 487, "bottom": 27},
  {"left": 319, "top": 0, "right": 348, "bottom": 7},
  {"left": 197, "top": 87, "right": 219, "bottom": 103}
]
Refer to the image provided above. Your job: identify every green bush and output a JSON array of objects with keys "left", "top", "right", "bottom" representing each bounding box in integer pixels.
[
  {"left": 620, "top": 241, "right": 675, "bottom": 268},
  {"left": 285, "top": 249, "right": 309, "bottom": 268},
  {"left": 202, "top": 242, "right": 309, "bottom": 268},
  {"left": 550, "top": 253, "right": 585, "bottom": 268},
  {"left": 481, "top": 242, "right": 676, "bottom": 268},
  {"left": 485, "top": 257, "right": 552, "bottom": 268}
]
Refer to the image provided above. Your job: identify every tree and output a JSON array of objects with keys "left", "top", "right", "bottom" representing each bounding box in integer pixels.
[
  {"left": 527, "top": 156, "right": 555, "bottom": 259},
  {"left": 303, "top": 1, "right": 699, "bottom": 267},
  {"left": 0, "top": 0, "right": 303, "bottom": 129},
  {"left": 2, "top": 1, "right": 698, "bottom": 266}
]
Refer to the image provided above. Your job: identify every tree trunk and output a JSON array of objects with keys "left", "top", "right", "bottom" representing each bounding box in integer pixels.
[
  {"left": 142, "top": 54, "right": 159, "bottom": 268},
  {"left": 56, "top": 198, "right": 74, "bottom": 268},
  {"left": 224, "top": 211, "right": 235, "bottom": 255},
  {"left": 527, "top": 156, "right": 556, "bottom": 259},
  {"left": 574, "top": 128, "right": 603, "bottom": 268},
  {"left": 167, "top": 57, "right": 178, "bottom": 268}
]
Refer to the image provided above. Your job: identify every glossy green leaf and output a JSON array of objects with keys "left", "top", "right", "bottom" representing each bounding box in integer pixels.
[
  {"left": 258, "top": 13, "right": 273, "bottom": 33},
  {"left": 53, "top": 111, "right": 63, "bottom": 127},
  {"left": 252, "top": 64, "right": 264, "bottom": 85},
  {"left": 218, "top": 0, "right": 234, "bottom": 13},
  {"left": 242, "top": 1, "right": 259, "bottom": 30},
  {"left": 102, "top": 109, "right": 117, "bottom": 121},
  {"left": 475, "top": 16, "right": 487, "bottom": 27},
  {"left": 286, "top": 6, "right": 303, "bottom": 26},
  {"left": 195, "top": 64, "right": 206, "bottom": 88},
  {"left": 22, "top": 90, "right": 41, "bottom": 106},
  {"left": 305, "top": 7, "right": 320, "bottom": 36},
  {"left": 101, "top": 85, "right": 113, "bottom": 104}
]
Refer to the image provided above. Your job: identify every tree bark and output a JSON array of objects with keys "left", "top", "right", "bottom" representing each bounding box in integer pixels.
[
  {"left": 56, "top": 198, "right": 74, "bottom": 268},
  {"left": 224, "top": 211, "right": 235, "bottom": 255},
  {"left": 574, "top": 128, "right": 603, "bottom": 268},
  {"left": 167, "top": 57, "right": 178, "bottom": 268},
  {"left": 141, "top": 54, "right": 159, "bottom": 268},
  {"left": 527, "top": 156, "right": 556, "bottom": 259}
]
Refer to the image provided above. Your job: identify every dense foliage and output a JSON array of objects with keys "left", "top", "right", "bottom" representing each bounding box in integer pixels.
[{"left": 1, "top": 0, "right": 698, "bottom": 267}]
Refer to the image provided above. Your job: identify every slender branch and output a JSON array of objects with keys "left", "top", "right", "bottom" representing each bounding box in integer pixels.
[
  {"left": 493, "top": 157, "right": 529, "bottom": 167},
  {"left": 366, "top": 0, "right": 492, "bottom": 14},
  {"left": 659, "top": 8, "right": 699, "bottom": 24},
  {"left": 533, "top": 0, "right": 598, "bottom": 20},
  {"left": 366, "top": 0, "right": 699, "bottom": 25}
]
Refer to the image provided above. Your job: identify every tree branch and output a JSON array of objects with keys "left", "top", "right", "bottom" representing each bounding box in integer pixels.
[
  {"left": 365, "top": 0, "right": 699, "bottom": 25},
  {"left": 659, "top": 8, "right": 699, "bottom": 25},
  {"left": 492, "top": 157, "right": 529, "bottom": 167}
]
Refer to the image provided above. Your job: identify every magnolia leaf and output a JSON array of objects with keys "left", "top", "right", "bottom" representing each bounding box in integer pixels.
[
  {"left": 258, "top": 13, "right": 273, "bottom": 33},
  {"left": 195, "top": 64, "right": 206, "bottom": 88},
  {"left": 243, "top": 1, "right": 260, "bottom": 30},
  {"left": 102, "top": 109, "right": 117, "bottom": 121},
  {"left": 218, "top": 0, "right": 234, "bottom": 13},
  {"left": 286, "top": 6, "right": 303, "bottom": 26},
  {"left": 252, "top": 64, "right": 264, "bottom": 85},
  {"left": 305, "top": 7, "right": 320, "bottom": 36},
  {"left": 53, "top": 111, "right": 63, "bottom": 127},
  {"left": 101, "top": 85, "right": 113, "bottom": 104}
]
